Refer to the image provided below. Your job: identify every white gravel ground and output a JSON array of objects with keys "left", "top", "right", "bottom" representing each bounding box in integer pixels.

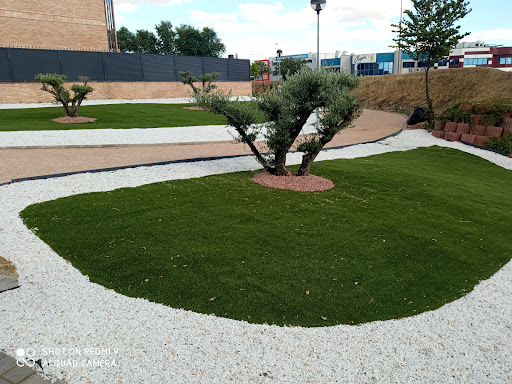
[
  {"left": 0, "top": 130, "right": 511, "bottom": 384},
  {"left": 0, "top": 114, "right": 318, "bottom": 148}
]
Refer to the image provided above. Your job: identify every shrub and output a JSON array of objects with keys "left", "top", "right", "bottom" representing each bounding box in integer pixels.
[
  {"left": 438, "top": 103, "right": 473, "bottom": 123},
  {"left": 438, "top": 98, "right": 512, "bottom": 126},
  {"left": 486, "top": 135, "right": 512, "bottom": 155},
  {"left": 474, "top": 98, "right": 512, "bottom": 126}
]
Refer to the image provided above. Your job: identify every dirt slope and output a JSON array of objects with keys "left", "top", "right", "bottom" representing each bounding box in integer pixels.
[{"left": 357, "top": 67, "right": 512, "bottom": 114}]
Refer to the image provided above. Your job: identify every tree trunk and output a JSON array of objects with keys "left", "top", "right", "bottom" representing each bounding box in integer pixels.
[
  {"left": 296, "top": 110, "right": 358, "bottom": 176},
  {"left": 296, "top": 153, "right": 318, "bottom": 176},
  {"left": 59, "top": 98, "right": 71, "bottom": 117},
  {"left": 232, "top": 126, "right": 273, "bottom": 174},
  {"left": 70, "top": 98, "right": 83, "bottom": 117},
  {"left": 272, "top": 151, "right": 291, "bottom": 176},
  {"left": 425, "top": 67, "right": 434, "bottom": 123}
]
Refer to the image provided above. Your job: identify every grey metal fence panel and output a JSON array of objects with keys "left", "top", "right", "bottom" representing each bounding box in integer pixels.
[
  {"left": 104, "top": 52, "right": 143, "bottom": 81},
  {"left": 0, "top": 49, "right": 11, "bottom": 82},
  {"left": 175, "top": 56, "right": 203, "bottom": 78},
  {"left": 141, "top": 54, "right": 175, "bottom": 81},
  {"left": 202, "top": 57, "right": 228, "bottom": 81},
  {"left": 60, "top": 51, "right": 104, "bottom": 81},
  {"left": 10, "top": 48, "right": 60, "bottom": 82},
  {"left": 0, "top": 48, "right": 250, "bottom": 83},
  {"left": 228, "top": 59, "right": 250, "bottom": 81}
]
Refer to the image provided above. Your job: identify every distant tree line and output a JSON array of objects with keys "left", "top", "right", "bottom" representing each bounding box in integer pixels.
[{"left": 117, "top": 21, "right": 226, "bottom": 58}]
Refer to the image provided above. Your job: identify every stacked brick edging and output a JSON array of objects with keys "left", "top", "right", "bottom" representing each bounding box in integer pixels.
[
  {"left": 432, "top": 112, "right": 512, "bottom": 153},
  {"left": 0, "top": 81, "right": 252, "bottom": 104}
]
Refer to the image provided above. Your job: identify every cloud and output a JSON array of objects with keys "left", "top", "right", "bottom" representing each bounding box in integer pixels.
[
  {"left": 189, "top": 3, "right": 312, "bottom": 34},
  {"left": 461, "top": 29, "right": 512, "bottom": 44},
  {"left": 115, "top": 3, "right": 138, "bottom": 13},
  {"left": 114, "top": 0, "right": 418, "bottom": 58},
  {"left": 114, "top": 0, "right": 192, "bottom": 13},
  {"left": 190, "top": 10, "right": 237, "bottom": 25}
]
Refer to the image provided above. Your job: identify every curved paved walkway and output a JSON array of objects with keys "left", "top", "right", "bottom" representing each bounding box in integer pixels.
[{"left": 0, "top": 109, "right": 406, "bottom": 184}]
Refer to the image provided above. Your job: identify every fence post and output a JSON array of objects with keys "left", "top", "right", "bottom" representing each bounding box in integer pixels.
[
  {"left": 173, "top": 55, "right": 178, "bottom": 82},
  {"left": 58, "top": 50, "right": 63, "bottom": 75},
  {"left": 227, "top": 57, "right": 231, "bottom": 81},
  {"left": 7, "top": 48, "right": 15, "bottom": 82},
  {"left": 101, "top": 52, "right": 107, "bottom": 81},
  {"left": 139, "top": 54, "right": 144, "bottom": 81}
]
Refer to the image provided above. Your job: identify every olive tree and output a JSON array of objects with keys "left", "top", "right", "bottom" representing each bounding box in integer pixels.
[
  {"left": 180, "top": 71, "right": 220, "bottom": 95},
  {"left": 35, "top": 73, "right": 93, "bottom": 117},
  {"left": 195, "top": 67, "right": 361, "bottom": 176}
]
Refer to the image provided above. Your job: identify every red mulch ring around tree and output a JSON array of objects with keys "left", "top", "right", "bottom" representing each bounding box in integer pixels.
[
  {"left": 251, "top": 172, "right": 335, "bottom": 192},
  {"left": 182, "top": 106, "right": 205, "bottom": 111},
  {"left": 52, "top": 117, "right": 97, "bottom": 124}
]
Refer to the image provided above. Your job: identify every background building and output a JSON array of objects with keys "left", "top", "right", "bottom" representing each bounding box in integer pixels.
[
  {"left": 0, "top": 0, "right": 117, "bottom": 52},
  {"left": 267, "top": 52, "right": 334, "bottom": 81},
  {"left": 399, "top": 41, "right": 512, "bottom": 73},
  {"left": 261, "top": 41, "right": 512, "bottom": 78}
]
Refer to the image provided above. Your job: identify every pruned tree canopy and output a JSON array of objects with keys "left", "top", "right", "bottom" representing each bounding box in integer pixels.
[
  {"left": 180, "top": 71, "right": 221, "bottom": 94},
  {"left": 35, "top": 73, "right": 93, "bottom": 117},
  {"left": 195, "top": 68, "right": 361, "bottom": 177}
]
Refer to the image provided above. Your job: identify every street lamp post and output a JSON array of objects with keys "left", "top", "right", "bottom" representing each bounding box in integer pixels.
[
  {"left": 277, "top": 48, "right": 282, "bottom": 92},
  {"left": 310, "top": 0, "right": 326, "bottom": 129}
]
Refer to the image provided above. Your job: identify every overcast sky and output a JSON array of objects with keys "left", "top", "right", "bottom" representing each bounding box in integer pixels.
[{"left": 114, "top": 0, "right": 512, "bottom": 60}]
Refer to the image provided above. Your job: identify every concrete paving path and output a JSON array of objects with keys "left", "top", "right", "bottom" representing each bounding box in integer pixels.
[
  {"left": 0, "top": 110, "right": 406, "bottom": 183},
  {"left": 0, "top": 352, "right": 63, "bottom": 384}
]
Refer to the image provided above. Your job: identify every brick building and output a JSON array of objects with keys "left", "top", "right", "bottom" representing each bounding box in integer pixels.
[{"left": 0, "top": 0, "right": 117, "bottom": 52}]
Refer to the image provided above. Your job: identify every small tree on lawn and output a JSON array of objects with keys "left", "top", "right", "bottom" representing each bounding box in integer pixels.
[
  {"left": 35, "top": 73, "right": 94, "bottom": 117},
  {"left": 391, "top": 0, "right": 471, "bottom": 123},
  {"left": 180, "top": 71, "right": 221, "bottom": 95},
  {"left": 195, "top": 67, "right": 361, "bottom": 176}
]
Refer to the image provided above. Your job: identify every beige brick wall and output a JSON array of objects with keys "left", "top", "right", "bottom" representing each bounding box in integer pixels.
[
  {"left": 0, "top": 81, "right": 252, "bottom": 104},
  {"left": 0, "top": 0, "right": 109, "bottom": 51}
]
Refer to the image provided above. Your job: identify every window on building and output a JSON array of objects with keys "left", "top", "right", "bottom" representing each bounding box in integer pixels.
[
  {"left": 500, "top": 57, "right": 512, "bottom": 65},
  {"left": 378, "top": 62, "right": 394, "bottom": 75},
  {"left": 402, "top": 62, "right": 415, "bottom": 68},
  {"left": 355, "top": 63, "right": 384, "bottom": 76},
  {"left": 417, "top": 61, "right": 429, "bottom": 68},
  {"left": 437, "top": 60, "right": 448, "bottom": 66},
  {"left": 464, "top": 58, "right": 488, "bottom": 66},
  {"left": 449, "top": 59, "right": 460, "bottom": 66}
]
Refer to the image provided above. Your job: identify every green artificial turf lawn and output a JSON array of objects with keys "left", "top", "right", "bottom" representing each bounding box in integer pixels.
[
  {"left": 21, "top": 147, "right": 512, "bottom": 327},
  {"left": 0, "top": 103, "right": 237, "bottom": 131}
]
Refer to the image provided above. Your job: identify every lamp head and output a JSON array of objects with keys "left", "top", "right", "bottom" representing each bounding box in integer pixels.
[{"left": 310, "top": 0, "right": 326, "bottom": 12}]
